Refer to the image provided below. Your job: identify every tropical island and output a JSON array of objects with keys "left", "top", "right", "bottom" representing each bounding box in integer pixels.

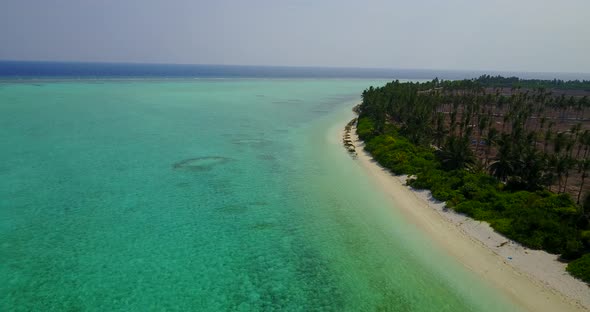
[{"left": 353, "top": 75, "right": 590, "bottom": 286}]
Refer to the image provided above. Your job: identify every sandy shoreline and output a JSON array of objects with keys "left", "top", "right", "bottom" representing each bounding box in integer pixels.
[{"left": 344, "top": 121, "right": 589, "bottom": 312}]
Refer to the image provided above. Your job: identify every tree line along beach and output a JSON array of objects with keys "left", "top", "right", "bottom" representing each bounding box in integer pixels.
[{"left": 344, "top": 75, "right": 590, "bottom": 311}]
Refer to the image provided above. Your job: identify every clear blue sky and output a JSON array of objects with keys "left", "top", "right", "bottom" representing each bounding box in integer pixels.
[{"left": 1, "top": 0, "right": 589, "bottom": 73}]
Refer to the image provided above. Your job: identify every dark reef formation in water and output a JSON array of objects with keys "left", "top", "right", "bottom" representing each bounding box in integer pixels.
[{"left": 172, "top": 156, "right": 232, "bottom": 171}]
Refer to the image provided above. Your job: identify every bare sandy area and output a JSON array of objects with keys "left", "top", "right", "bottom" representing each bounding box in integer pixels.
[{"left": 344, "top": 123, "right": 589, "bottom": 312}]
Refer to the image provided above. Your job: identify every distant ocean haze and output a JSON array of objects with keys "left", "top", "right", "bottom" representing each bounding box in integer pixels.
[{"left": 1, "top": 60, "right": 590, "bottom": 80}]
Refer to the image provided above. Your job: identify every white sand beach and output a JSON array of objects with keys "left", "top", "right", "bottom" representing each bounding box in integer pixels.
[{"left": 345, "top": 122, "right": 589, "bottom": 312}]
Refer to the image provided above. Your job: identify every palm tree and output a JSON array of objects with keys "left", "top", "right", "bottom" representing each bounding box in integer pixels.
[
  {"left": 578, "top": 96, "right": 589, "bottom": 120},
  {"left": 543, "top": 123, "right": 554, "bottom": 154},
  {"left": 554, "top": 132, "right": 567, "bottom": 155},
  {"left": 433, "top": 113, "right": 447, "bottom": 148},
  {"left": 516, "top": 147, "right": 547, "bottom": 190},
  {"left": 438, "top": 136, "right": 475, "bottom": 170},
  {"left": 539, "top": 116, "right": 546, "bottom": 132},
  {"left": 550, "top": 155, "right": 568, "bottom": 193},
  {"left": 574, "top": 98, "right": 584, "bottom": 119},
  {"left": 449, "top": 110, "right": 458, "bottom": 136},
  {"left": 484, "top": 127, "right": 499, "bottom": 166},
  {"left": 561, "top": 157, "right": 574, "bottom": 193},
  {"left": 565, "top": 137, "right": 575, "bottom": 159},
  {"left": 476, "top": 115, "right": 488, "bottom": 153},
  {"left": 569, "top": 123, "right": 582, "bottom": 158},
  {"left": 577, "top": 159, "right": 590, "bottom": 204},
  {"left": 502, "top": 114, "right": 510, "bottom": 133},
  {"left": 579, "top": 130, "right": 590, "bottom": 159},
  {"left": 490, "top": 135, "right": 514, "bottom": 181},
  {"left": 567, "top": 96, "right": 577, "bottom": 120},
  {"left": 467, "top": 159, "right": 488, "bottom": 174}
]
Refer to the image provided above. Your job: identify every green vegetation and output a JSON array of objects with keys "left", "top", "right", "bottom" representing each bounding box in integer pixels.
[
  {"left": 475, "top": 75, "right": 590, "bottom": 91},
  {"left": 357, "top": 77, "right": 590, "bottom": 283},
  {"left": 567, "top": 254, "right": 590, "bottom": 283}
]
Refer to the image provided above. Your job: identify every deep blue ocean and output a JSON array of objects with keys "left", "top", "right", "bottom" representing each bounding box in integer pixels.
[{"left": 1, "top": 60, "right": 589, "bottom": 80}]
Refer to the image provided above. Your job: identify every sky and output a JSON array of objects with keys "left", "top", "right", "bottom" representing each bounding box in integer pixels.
[{"left": 1, "top": 0, "right": 589, "bottom": 73}]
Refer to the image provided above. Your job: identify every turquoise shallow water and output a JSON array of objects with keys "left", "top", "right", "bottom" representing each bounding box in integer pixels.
[{"left": 0, "top": 79, "right": 522, "bottom": 311}]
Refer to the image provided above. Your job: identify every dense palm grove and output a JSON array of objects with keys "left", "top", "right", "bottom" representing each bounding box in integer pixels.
[{"left": 356, "top": 76, "right": 590, "bottom": 283}]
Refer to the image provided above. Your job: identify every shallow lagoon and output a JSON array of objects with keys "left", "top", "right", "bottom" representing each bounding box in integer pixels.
[{"left": 0, "top": 79, "right": 522, "bottom": 311}]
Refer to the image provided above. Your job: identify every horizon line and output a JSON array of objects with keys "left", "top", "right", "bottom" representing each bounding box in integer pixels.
[{"left": 2, "top": 59, "right": 590, "bottom": 77}]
